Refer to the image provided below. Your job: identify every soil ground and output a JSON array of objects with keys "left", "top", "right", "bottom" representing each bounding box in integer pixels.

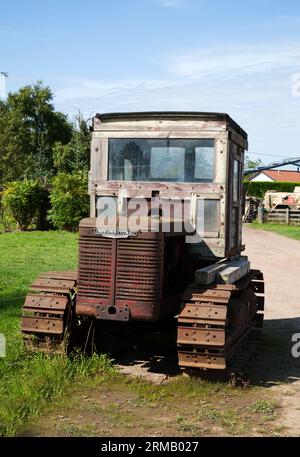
[
  {"left": 243, "top": 224, "right": 300, "bottom": 435},
  {"left": 19, "top": 225, "right": 300, "bottom": 437}
]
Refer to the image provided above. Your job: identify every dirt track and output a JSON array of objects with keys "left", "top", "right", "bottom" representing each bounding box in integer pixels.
[{"left": 243, "top": 225, "right": 300, "bottom": 435}]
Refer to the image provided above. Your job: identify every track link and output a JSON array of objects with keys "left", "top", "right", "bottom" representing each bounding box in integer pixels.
[
  {"left": 21, "top": 271, "right": 77, "bottom": 354},
  {"left": 177, "top": 269, "right": 264, "bottom": 374}
]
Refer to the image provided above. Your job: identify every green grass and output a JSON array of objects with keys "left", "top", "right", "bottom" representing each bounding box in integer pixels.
[
  {"left": 247, "top": 400, "right": 278, "bottom": 423},
  {"left": 250, "top": 222, "right": 300, "bottom": 240},
  {"left": 248, "top": 400, "right": 277, "bottom": 417},
  {"left": 0, "top": 231, "right": 115, "bottom": 436}
]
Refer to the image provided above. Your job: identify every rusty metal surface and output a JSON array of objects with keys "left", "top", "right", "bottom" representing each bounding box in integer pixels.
[
  {"left": 115, "top": 238, "right": 162, "bottom": 315},
  {"left": 30, "top": 277, "right": 76, "bottom": 294},
  {"left": 178, "top": 303, "right": 227, "bottom": 325},
  {"left": 77, "top": 226, "right": 163, "bottom": 321},
  {"left": 39, "top": 271, "right": 77, "bottom": 280},
  {"left": 178, "top": 351, "right": 226, "bottom": 370},
  {"left": 177, "top": 269, "right": 265, "bottom": 371},
  {"left": 23, "top": 294, "right": 68, "bottom": 311},
  {"left": 96, "top": 304, "right": 129, "bottom": 321},
  {"left": 77, "top": 235, "right": 115, "bottom": 307},
  {"left": 182, "top": 288, "right": 231, "bottom": 303},
  {"left": 21, "top": 271, "right": 77, "bottom": 353},
  {"left": 177, "top": 326, "right": 225, "bottom": 346},
  {"left": 21, "top": 316, "right": 64, "bottom": 334}
]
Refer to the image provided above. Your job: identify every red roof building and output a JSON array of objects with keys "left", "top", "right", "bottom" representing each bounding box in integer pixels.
[{"left": 249, "top": 169, "right": 300, "bottom": 182}]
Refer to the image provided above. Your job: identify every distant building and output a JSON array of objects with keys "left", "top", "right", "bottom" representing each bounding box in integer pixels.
[{"left": 249, "top": 169, "right": 300, "bottom": 182}]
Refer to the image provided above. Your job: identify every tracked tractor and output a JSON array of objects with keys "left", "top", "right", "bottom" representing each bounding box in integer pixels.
[{"left": 21, "top": 112, "right": 264, "bottom": 374}]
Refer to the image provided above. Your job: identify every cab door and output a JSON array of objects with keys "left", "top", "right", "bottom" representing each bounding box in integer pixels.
[{"left": 227, "top": 142, "right": 243, "bottom": 254}]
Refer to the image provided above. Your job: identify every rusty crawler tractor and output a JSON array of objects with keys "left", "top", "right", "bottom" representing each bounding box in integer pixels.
[{"left": 21, "top": 112, "right": 264, "bottom": 375}]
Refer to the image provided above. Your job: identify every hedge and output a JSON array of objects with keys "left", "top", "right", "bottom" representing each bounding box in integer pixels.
[
  {"left": 243, "top": 181, "right": 300, "bottom": 198},
  {"left": 1, "top": 180, "right": 49, "bottom": 231}
]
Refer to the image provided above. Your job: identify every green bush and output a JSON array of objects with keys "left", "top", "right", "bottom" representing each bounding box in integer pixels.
[
  {"left": 48, "top": 172, "right": 89, "bottom": 231},
  {"left": 0, "top": 196, "right": 16, "bottom": 232},
  {"left": 1, "top": 180, "right": 48, "bottom": 231},
  {"left": 243, "top": 181, "right": 300, "bottom": 198}
]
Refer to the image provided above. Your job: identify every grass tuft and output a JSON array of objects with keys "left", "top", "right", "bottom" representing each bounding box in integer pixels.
[
  {"left": 250, "top": 222, "right": 300, "bottom": 241},
  {"left": 247, "top": 400, "right": 277, "bottom": 418}
]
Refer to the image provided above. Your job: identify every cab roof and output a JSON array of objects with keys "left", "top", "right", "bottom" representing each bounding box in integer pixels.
[{"left": 94, "top": 111, "right": 247, "bottom": 140}]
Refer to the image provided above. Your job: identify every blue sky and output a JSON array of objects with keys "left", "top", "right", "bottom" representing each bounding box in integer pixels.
[{"left": 1, "top": 0, "right": 300, "bottom": 162}]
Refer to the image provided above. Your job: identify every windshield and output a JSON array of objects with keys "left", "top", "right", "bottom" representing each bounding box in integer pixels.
[{"left": 108, "top": 138, "right": 215, "bottom": 183}]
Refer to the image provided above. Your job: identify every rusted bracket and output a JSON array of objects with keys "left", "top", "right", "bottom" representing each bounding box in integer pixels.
[{"left": 95, "top": 304, "right": 129, "bottom": 321}]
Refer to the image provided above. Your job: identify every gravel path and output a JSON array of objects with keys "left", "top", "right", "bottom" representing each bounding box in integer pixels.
[{"left": 243, "top": 225, "right": 300, "bottom": 435}]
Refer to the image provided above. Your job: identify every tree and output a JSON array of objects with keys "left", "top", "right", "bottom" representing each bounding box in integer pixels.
[
  {"left": 0, "top": 82, "right": 73, "bottom": 185},
  {"left": 244, "top": 156, "right": 263, "bottom": 170},
  {"left": 52, "top": 112, "right": 91, "bottom": 173}
]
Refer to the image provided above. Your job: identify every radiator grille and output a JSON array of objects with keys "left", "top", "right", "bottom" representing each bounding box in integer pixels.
[
  {"left": 78, "top": 234, "right": 162, "bottom": 306},
  {"left": 78, "top": 235, "right": 114, "bottom": 301},
  {"left": 115, "top": 238, "right": 162, "bottom": 303}
]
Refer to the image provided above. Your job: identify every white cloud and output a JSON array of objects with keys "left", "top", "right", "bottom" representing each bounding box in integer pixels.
[
  {"left": 166, "top": 45, "right": 300, "bottom": 78},
  {"left": 55, "top": 77, "right": 180, "bottom": 102},
  {"left": 55, "top": 44, "right": 300, "bottom": 106}
]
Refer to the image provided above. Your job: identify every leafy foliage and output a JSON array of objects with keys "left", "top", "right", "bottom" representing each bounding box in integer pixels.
[
  {"left": 0, "top": 197, "right": 16, "bottom": 232},
  {"left": 0, "top": 82, "right": 72, "bottom": 185},
  {"left": 0, "top": 83, "right": 92, "bottom": 233},
  {"left": 48, "top": 172, "right": 89, "bottom": 231},
  {"left": 244, "top": 156, "right": 263, "bottom": 170},
  {"left": 53, "top": 112, "right": 91, "bottom": 173},
  {"left": 243, "top": 180, "right": 300, "bottom": 198},
  {"left": 1, "top": 180, "right": 49, "bottom": 230}
]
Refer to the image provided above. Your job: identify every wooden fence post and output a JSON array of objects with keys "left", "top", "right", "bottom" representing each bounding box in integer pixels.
[
  {"left": 258, "top": 206, "right": 264, "bottom": 224},
  {"left": 286, "top": 207, "right": 290, "bottom": 225}
]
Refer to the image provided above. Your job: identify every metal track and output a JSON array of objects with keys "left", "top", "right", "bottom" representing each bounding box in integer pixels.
[
  {"left": 21, "top": 271, "right": 77, "bottom": 353},
  {"left": 177, "top": 270, "right": 264, "bottom": 373}
]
